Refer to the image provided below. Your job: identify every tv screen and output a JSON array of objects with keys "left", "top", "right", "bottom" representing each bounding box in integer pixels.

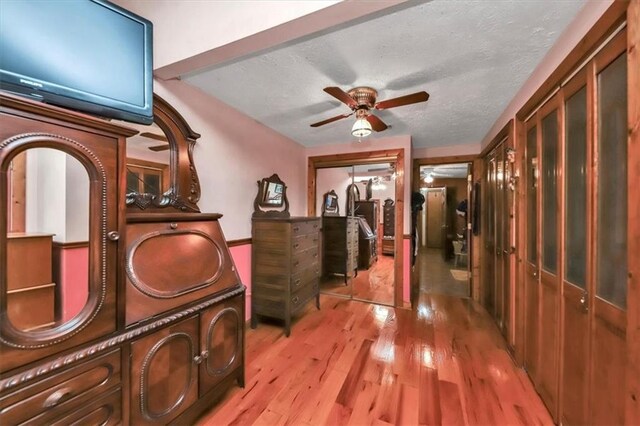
[{"left": 0, "top": 0, "right": 153, "bottom": 124}]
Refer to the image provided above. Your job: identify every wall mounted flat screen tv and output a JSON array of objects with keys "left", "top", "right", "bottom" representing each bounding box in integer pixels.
[{"left": 0, "top": 0, "right": 153, "bottom": 125}]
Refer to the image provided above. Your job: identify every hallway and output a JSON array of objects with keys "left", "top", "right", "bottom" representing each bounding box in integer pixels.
[
  {"left": 419, "top": 248, "right": 470, "bottom": 298},
  {"left": 197, "top": 291, "right": 551, "bottom": 425}
]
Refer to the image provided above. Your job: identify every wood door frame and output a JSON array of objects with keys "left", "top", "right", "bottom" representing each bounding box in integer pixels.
[
  {"left": 308, "top": 149, "right": 404, "bottom": 307},
  {"left": 412, "top": 155, "right": 476, "bottom": 306}
]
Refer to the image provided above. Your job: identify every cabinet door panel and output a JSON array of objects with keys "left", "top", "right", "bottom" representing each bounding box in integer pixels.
[
  {"left": 131, "top": 317, "right": 198, "bottom": 425},
  {"left": 199, "top": 295, "right": 244, "bottom": 396}
]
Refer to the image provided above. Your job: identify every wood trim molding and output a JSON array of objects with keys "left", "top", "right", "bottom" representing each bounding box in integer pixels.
[
  {"left": 0, "top": 285, "right": 246, "bottom": 393},
  {"left": 481, "top": 119, "right": 513, "bottom": 158},
  {"left": 52, "top": 241, "right": 89, "bottom": 249},
  {"left": 227, "top": 238, "right": 252, "bottom": 247},
  {"left": 307, "top": 148, "right": 405, "bottom": 307},
  {"left": 626, "top": 0, "right": 639, "bottom": 422}
]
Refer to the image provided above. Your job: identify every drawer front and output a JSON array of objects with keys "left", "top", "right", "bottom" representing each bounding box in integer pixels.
[
  {"left": 292, "top": 247, "right": 319, "bottom": 274},
  {"left": 291, "top": 220, "right": 320, "bottom": 237},
  {"left": 50, "top": 387, "right": 121, "bottom": 426},
  {"left": 290, "top": 264, "right": 320, "bottom": 293},
  {"left": 125, "top": 219, "right": 240, "bottom": 325},
  {"left": 0, "top": 349, "right": 121, "bottom": 425},
  {"left": 291, "top": 281, "right": 319, "bottom": 313},
  {"left": 292, "top": 232, "right": 319, "bottom": 253}
]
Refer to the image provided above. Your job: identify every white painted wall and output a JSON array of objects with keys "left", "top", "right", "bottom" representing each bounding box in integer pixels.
[
  {"left": 154, "top": 78, "right": 307, "bottom": 240},
  {"left": 26, "top": 149, "right": 89, "bottom": 242}
]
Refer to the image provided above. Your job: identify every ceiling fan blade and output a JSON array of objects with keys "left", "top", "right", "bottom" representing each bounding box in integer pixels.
[
  {"left": 323, "top": 87, "right": 358, "bottom": 108},
  {"left": 310, "top": 112, "right": 353, "bottom": 127},
  {"left": 366, "top": 114, "right": 388, "bottom": 132},
  {"left": 375, "top": 91, "right": 429, "bottom": 110},
  {"left": 149, "top": 144, "right": 170, "bottom": 152},
  {"left": 140, "top": 132, "right": 168, "bottom": 142}
]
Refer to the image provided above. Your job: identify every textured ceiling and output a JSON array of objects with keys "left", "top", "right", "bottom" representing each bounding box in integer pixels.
[
  {"left": 183, "top": 0, "right": 585, "bottom": 149},
  {"left": 420, "top": 163, "right": 469, "bottom": 179}
]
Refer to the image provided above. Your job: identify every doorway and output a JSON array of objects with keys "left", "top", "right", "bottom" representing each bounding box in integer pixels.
[
  {"left": 308, "top": 149, "right": 404, "bottom": 307},
  {"left": 416, "top": 163, "right": 471, "bottom": 298}
]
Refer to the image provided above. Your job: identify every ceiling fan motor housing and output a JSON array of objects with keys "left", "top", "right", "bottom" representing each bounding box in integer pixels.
[{"left": 347, "top": 87, "right": 378, "bottom": 109}]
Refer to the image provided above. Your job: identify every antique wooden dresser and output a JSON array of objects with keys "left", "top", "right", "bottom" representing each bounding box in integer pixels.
[
  {"left": 382, "top": 198, "right": 395, "bottom": 255},
  {"left": 0, "top": 92, "right": 245, "bottom": 425},
  {"left": 251, "top": 216, "right": 321, "bottom": 336}
]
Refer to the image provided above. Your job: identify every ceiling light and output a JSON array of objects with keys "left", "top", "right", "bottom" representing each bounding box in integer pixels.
[
  {"left": 424, "top": 173, "right": 434, "bottom": 184},
  {"left": 351, "top": 118, "right": 372, "bottom": 138}
]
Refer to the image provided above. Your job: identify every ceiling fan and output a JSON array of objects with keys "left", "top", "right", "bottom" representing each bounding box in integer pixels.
[
  {"left": 310, "top": 86, "right": 429, "bottom": 136},
  {"left": 139, "top": 132, "right": 170, "bottom": 151}
]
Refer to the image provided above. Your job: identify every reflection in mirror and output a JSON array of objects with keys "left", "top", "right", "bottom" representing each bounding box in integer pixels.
[
  {"left": 6, "top": 148, "right": 89, "bottom": 332},
  {"left": 126, "top": 121, "right": 170, "bottom": 199},
  {"left": 262, "top": 181, "right": 284, "bottom": 206},
  {"left": 351, "top": 163, "right": 395, "bottom": 306}
]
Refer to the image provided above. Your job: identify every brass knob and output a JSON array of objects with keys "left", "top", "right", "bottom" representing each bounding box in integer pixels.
[
  {"left": 201, "top": 350, "right": 209, "bottom": 359},
  {"left": 194, "top": 355, "right": 203, "bottom": 365},
  {"left": 107, "top": 231, "right": 119, "bottom": 241},
  {"left": 170, "top": 223, "right": 178, "bottom": 230}
]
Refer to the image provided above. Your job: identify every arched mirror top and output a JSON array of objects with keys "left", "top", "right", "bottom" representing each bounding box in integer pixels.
[{"left": 126, "top": 94, "right": 201, "bottom": 213}]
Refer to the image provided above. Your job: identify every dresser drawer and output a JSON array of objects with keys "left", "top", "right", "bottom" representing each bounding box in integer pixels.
[
  {"left": 49, "top": 386, "right": 121, "bottom": 426},
  {"left": 0, "top": 349, "right": 121, "bottom": 425},
  {"left": 292, "top": 232, "right": 319, "bottom": 253},
  {"left": 290, "top": 281, "right": 319, "bottom": 312},
  {"left": 291, "top": 220, "right": 320, "bottom": 237},
  {"left": 292, "top": 247, "right": 319, "bottom": 274},
  {"left": 291, "top": 265, "right": 320, "bottom": 293}
]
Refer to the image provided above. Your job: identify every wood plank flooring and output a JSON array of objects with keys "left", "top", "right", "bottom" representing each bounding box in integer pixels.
[
  {"left": 419, "top": 248, "right": 470, "bottom": 298},
  {"left": 196, "top": 292, "right": 551, "bottom": 425}
]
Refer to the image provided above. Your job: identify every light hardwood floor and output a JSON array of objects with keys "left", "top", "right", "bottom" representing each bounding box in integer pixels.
[{"left": 196, "top": 291, "right": 551, "bottom": 425}]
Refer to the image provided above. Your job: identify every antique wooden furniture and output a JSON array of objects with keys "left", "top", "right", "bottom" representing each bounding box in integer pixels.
[
  {"left": 0, "top": 92, "right": 245, "bottom": 425},
  {"left": 354, "top": 199, "right": 378, "bottom": 257},
  {"left": 322, "top": 189, "right": 339, "bottom": 216},
  {"left": 251, "top": 216, "right": 321, "bottom": 337},
  {"left": 382, "top": 198, "right": 395, "bottom": 255},
  {"left": 322, "top": 216, "right": 359, "bottom": 282},
  {"left": 253, "top": 173, "right": 289, "bottom": 217},
  {"left": 6, "top": 233, "right": 56, "bottom": 331},
  {"left": 356, "top": 218, "right": 376, "bottom": 269}
]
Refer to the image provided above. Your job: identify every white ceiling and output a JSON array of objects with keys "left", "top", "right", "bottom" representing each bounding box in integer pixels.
[{"left": 182, "top": 0, "right": 585, "bottom": 149}]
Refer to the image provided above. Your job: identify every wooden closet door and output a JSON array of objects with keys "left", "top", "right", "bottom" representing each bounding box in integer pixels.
[
  {"left": 560, "top": 70, "right": 590, "bottom": 426},
  {"left": 537, "top": 94, "right": 561, "bottom": 419},
  {"left": 589, "top": 32, "right": 627, "bottom": 426},
  {"left": 483, "top": 154, "right": 496, "bottom": 315},
  {"left": 495, "top": 146, "right": 505, "bottom": 330}
]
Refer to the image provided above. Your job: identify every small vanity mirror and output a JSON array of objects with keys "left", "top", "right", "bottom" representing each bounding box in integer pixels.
[
  {"left": 322, "top": 190, "right": 339, "bottom": 216},
  {"left": 253, "top": 174, "right": 290, "bottom": 217},
  {"left": 5, "top": 148, "right": 89, "bottom": 332},
  {"left": 124, "top": 94, "right": 201, "bottom": 212}
]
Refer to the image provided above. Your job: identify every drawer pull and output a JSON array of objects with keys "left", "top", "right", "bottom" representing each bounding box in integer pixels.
[
  {"left": 293, "top": 227, "right": 300, "bottom": 232},
  {"left": 43, "top": 388, "right": 73, "bottom": 409},
  {"left": 294, "top": 243, "right": 300, "bottom": 249},
  {"left": 294, "top": 261, "right": 299, "bottom": 267},
  {"left": 194, "top": 355, "right": 203, "bottom": 365},
  {"left": 169, "top": 222, "right": 178, "bottom": 230},
  {"left": 292, "top": 296, "right": 300, "bottom": 304},
  {"left": 294, "top": 279, "right": 301, "bottom": 287}
]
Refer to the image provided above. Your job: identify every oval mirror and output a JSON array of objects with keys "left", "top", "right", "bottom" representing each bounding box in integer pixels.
[{"left": 6, "top": 147, "right": 89, "bottom": 332}]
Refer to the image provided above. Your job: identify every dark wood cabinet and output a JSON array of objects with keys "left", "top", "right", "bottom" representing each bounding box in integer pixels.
[
  {"left": 355, "top": 200, "right": 378, "bottom": 262},
  {"left": 322, "top": 216, "right": 358, "bottom": 280},
  {"left": 251, "top": 217, "right": 321, "bottom": 336},
  {"left": 382, "top": 199, "right": 395, "bottom": 255},
  {"left": 357, "top": 218, "right": 376, "bottom": 269},
  {"left": 0, "top": 92, "right": 245, "bottom": 425}
]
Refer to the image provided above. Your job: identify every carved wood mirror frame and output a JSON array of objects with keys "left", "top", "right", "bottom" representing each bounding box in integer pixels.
[
  {"left": 126, "top": 94, "right": 201, "bottom": 213},
  {"left": 252, "top": 173, "right": 290, "bottom": 218},
  {"left": 322, "top": 189, "right": 340, "bottom": 216}
]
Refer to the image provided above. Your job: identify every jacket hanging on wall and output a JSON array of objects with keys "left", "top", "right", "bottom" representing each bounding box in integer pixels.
[{"left": 411, "top": 191, "right": 426, "bottom": 266}]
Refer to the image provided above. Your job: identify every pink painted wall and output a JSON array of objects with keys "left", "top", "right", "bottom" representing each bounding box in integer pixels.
[
  {"left": 229, "top": 244, "right": 252, "bottom": 321},
  {"left": 58, "top": 247, "right": 89, "bottom": 322},
  {"left": 154, "top": 79, "right": 307, "bottom": 241},
  {"left": 412, "top": 142, "right": 481, "bottom": 159}
]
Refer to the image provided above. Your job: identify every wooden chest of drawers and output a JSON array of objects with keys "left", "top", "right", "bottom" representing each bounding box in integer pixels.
[
  {"left": 251, "top": 217, "right": 321, "bottom": 336},
  {"left": 322, "top": 216, "right": 359, "bottom": 282}
]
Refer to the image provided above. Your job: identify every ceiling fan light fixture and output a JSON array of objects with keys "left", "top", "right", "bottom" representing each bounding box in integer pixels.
[{"left": 351, "top": 118, "right": 372, "bottom": 138}]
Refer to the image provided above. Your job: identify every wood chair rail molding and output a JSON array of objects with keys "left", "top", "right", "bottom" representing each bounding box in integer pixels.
[{"left": 307, "top": 148, "right": 404, "bottom": 307}]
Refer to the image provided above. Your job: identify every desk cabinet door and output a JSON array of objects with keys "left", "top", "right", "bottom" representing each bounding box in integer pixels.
[{"left": 130, "top": 317, "right": 199, "bottom": 425}]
